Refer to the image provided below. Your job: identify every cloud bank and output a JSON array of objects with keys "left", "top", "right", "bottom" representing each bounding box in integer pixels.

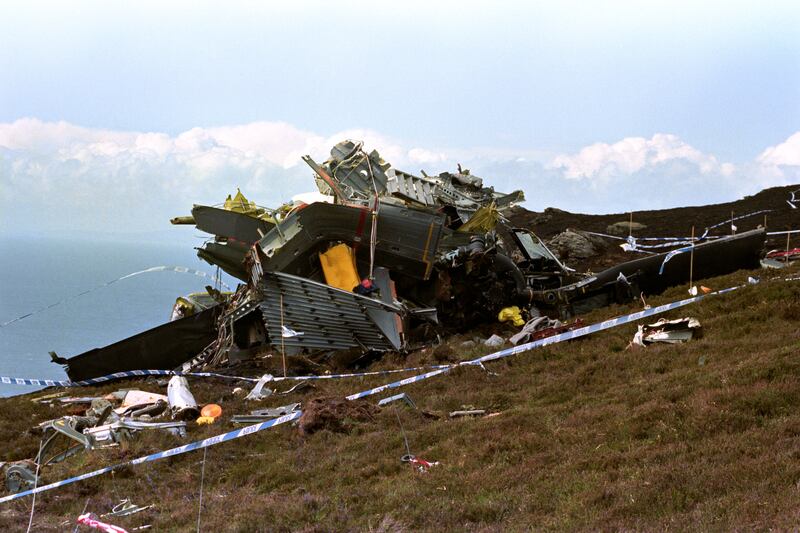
[{"left": 1, "top": 118, "right": 798, "bottom": 239}]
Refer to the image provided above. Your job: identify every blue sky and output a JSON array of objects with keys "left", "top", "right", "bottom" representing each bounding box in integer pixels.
[{"left": 1, "top": 1, "right": 799, "bottom": 239}]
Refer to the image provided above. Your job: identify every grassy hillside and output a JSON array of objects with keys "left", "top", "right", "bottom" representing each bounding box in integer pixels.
[{"left": 2, "top": 263, "right": 800, "bottom": 531}]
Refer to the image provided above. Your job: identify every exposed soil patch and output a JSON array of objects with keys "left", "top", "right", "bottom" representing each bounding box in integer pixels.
[{"left": 297, "top": 396, "right": 379, "bottom": 435}]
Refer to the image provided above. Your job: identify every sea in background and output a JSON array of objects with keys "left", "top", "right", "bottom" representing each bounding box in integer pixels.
[{"left": 0, "top": 233, "right": 237, "bottom": 397}]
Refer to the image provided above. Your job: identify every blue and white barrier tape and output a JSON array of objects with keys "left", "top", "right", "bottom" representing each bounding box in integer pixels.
[
  {"left": 0, "top": 266, "right": 230, "bottom": 328},
  {"left": 704, "top": 209, "right": 772, "bottom": 234},
  {"left": 0, "top": 365, "right": 456, "bottom": 389},
  {"left": 580, "top": 208, "right": 774, "bottom": 248},
  {"left": 0, "top": 283, "right": 750, "bottom": 504},
  {"left": 0, "top": 411, "right": 303, "bottom": 504},
  {"left": 0, "top": 370, "right": 255, "bottom": 388},
  {"left": 658, "top": 244, "right": 695, "bottom": 275},
  {"left": 788, "top": 189, "right": 799, "bottom": 209},
  {"left": 346, "top": 285, "right": 741, "bottom": 400},
  {"left": 263, "top": 365, "right": 454, "bottom": 382},
  {"left": 581, "top": 230, "right": 713, "bottom": 243}
]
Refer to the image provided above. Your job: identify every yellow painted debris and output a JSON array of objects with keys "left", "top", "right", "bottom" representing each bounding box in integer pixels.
[
  {"left": 319, "top": 243, "right": 361, "bottom": 292},
  {"left": 498, "top": 306, "right": 525, "bottom": 327}
]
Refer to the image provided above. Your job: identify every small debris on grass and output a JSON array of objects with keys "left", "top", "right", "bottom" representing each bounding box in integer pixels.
[
  {"left": 401, "top": 454, "right": 440, "bottom": 473},
  {"left": 484, "top": 334, "right": 505, "bottom": 348},
  {"left": 449, "top": 409, "right": 486, "bottom": 418},
  {"left": 630, "top": 317, "right": 702, "bottom": 347}
]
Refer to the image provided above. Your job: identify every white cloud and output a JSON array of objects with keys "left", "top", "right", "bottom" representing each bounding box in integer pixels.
[
  {"left": 549, "top": 133, "right": 728, "bottom": 181},
  {"left": 0, "top": 119, "right": 442, "bottom": 236},
  {"left": 757, "top": 132, "right": 800, "bottom": 167},
  {"left": 1, "top": 119, "right": 798, "bottom": 238},
  {"left": 407, "top": 147, "right": 448, "bottom": 165}
]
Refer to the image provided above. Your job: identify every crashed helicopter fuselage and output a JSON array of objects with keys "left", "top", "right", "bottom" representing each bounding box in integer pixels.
[{"left": 55, "top": 140, "right": 765, "bottom": 380}]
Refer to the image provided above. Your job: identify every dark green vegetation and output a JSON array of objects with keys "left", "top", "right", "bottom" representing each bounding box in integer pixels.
[
  {"left": 1, "top": 264, "right": 799, "bottom": 531},
  {"left": 511, "top": 185, "right": 798, "bottom": 272}
]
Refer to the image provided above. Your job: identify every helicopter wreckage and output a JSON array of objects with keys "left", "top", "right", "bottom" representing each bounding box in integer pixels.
[{"left": 53, "top": 141, "right": 765, "bottom": 381}]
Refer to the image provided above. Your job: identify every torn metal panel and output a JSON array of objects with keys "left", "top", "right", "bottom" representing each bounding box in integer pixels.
[
  {"left": 191, "top": 205, "right": 274, "bottom": 243},
  {"left": 170, "top": 291, "right": 223, "bottom": 321},
  {"left": 385, "top": 169, "right": 440, "bottom": 206},
  {"left": 37, "top": 417, "right": 95, "bottom": 466},
  {"left": 492, "top": 189, "right": 526, "bottom": 209},
  {"left": 167, "top": 376, "right": 200, "bottom": 421},
  {"left": 303, "top": 140, "right": 391, "bottom": 202},
  {"left": 257, "top": 201, "right": 445, "bottom": 280},
  {"left": 326, "top": 140, "right": 391, "bottom": 198},
  {"left": 369, "top": 266, "right": 405, "bottom": 343},
  {"left": 244, "top": 374, "right": 274, "bottom": 401},
  {"left": 231, "top": 402, "right": 301, "bottom": 424},
  {"left": 632, "top": 317, "right": 702, "bottom": 346},
  {"left": 4, "top": 462, "right": 37, "bottom": 493},
  {"left": 302, "top": 140, "right": 523, "bottom": 217},
  {"left": 196, "top": 240, "right": 250, "bottom": 281},
  {"left": 386, "top": 167, "right": 524, "bottom": 212},
  {"left": 251, "top": 403, "right": 301, "bottom": 417},
  {"left": 377, "top": 393, "right": 416, "bottom": 409},
  {"left": 589, "top": 229, "right": 765, "bottom": 294},
  {"left": 84, "top": 420, "right": 188, "bottom": 443},
  {"left": 258, "top": 271, "right": 405, "bottom": 352},
  {"left": 56, "top": 306, "right": 220, "bottom": 381},
  {"left": 529, "top": 229, "right": 766, "bottom": 316}
]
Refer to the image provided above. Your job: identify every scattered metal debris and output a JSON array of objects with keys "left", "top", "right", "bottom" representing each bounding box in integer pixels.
[
  {"left": 42, "top": 139, "right": 765, "bottom": 381},
  {"left": 631, "top": 317, "right": 703, "bottom": 347},
  {"left": 448, "top": 409, "right": 486, "bottom": 418},
  {"left": 231, "top": 402, "right": 301, "bottom": 424},
  {"left": 2, "top": 461, "right": 37, "bottom": 493},
  {"left": 36, "top": 408, "right": 189, "bottom": 467},
  {"left": 30, "top": 391, "right": 68, "bottom": 403},
  {"left": 277, "top": 380, "right": 313, "bottom": 395},
  {"left": 377, "top": 393, "right": 417, "bottom": 409},
  {"left": 102, "top": 499, "right": 152, "bottom": 518},
  {"left": 167, "top": 376, "right": 200, "bottom": 421},
  {"left": 244, "top": 374, "right": 274, "bottom": 401},
  {"left": 401, "top": 454, "right": 440, "bottom": 473},
  {"left": 509, "top": 317, "right": 584, "bottom": 345}
]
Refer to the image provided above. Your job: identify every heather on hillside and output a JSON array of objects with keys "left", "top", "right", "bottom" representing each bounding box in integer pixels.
[{"left": 2, "top": 263, "right": 799, "bottom": 531}]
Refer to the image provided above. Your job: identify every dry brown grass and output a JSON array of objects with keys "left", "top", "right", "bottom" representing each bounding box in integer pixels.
[{"left": 2, "top": 266, "right": 800, "bottom": 531}]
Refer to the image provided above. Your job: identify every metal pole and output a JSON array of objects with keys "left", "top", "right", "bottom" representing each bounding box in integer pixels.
[
  {"left": 787, "top": 231, "right": 791, "bottom": 266},
  {"left": 629, "top": 212, "right": 633, "bottom": 238},
  {"left": 689, "top": 226, "right": 695, "bottom": 290}
]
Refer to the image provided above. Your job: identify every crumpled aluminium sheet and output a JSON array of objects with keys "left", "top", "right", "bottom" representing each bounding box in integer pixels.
[{"left": 631, "top": 317, "right": 702, "bottom": 346}]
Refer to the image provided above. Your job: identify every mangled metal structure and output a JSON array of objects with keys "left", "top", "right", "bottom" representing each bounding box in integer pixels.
[{"left": 54, "top": 140, "right": 766, "bottom": 380}]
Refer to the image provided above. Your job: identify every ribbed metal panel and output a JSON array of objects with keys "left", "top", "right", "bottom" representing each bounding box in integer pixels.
[{"left": 258, "top": 271, "right": 403, "bottom": 352}]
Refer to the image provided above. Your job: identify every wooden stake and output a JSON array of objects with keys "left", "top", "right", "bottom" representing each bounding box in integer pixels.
[
  {"left": 689, "top": 226, "right": 695, "bottom": 290},
  {"left": 280, "top": 294, "right": 287, "bottom": 378},
  {"left": 629, "top": 212, "right": 633, "bottom": 238},
  {"left": 787, "top": 231, "right": 791, "bottom": 266}
]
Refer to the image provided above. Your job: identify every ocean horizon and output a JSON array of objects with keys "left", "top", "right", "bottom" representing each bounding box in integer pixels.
[{"left": 0, "top": 233, "right": 236, "bottom": 397}]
